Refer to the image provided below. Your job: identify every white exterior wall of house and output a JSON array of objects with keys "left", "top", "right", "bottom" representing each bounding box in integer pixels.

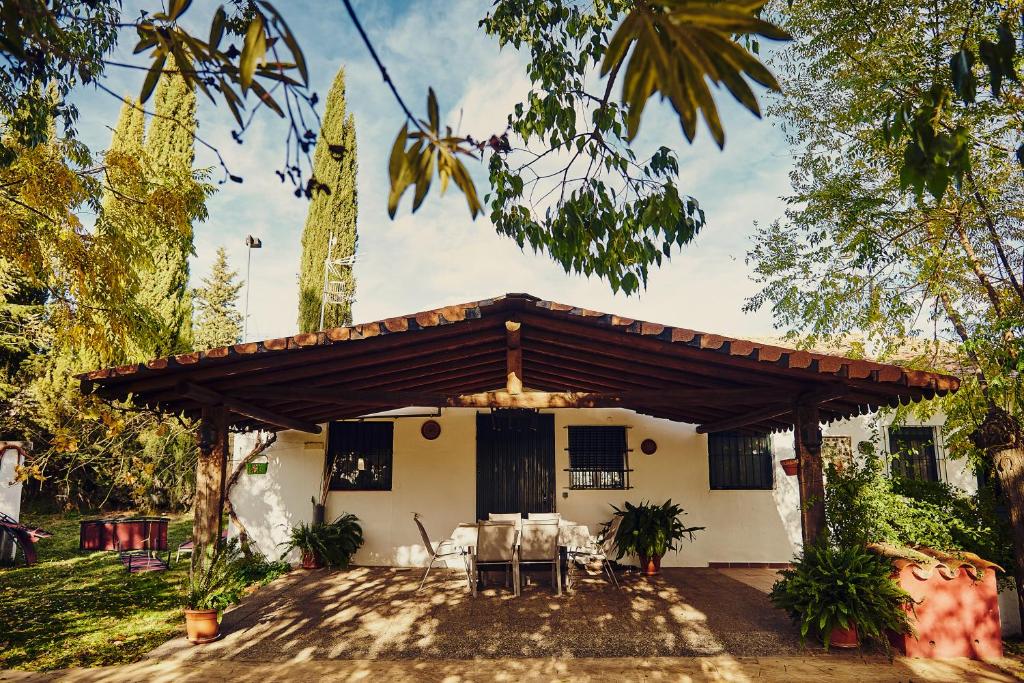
[
  {"left": 229, "top": 405, "right": 1021, "bottom": 635},
  {"left": 0, "top": 442, "right": 27, "bottom": 563}
]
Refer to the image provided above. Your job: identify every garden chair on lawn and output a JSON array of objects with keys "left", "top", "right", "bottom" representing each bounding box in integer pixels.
[
  {"left": 519, "top": 519, "right": 561, "bottom": 596},
  {"left": 473, "top": 521, "right": 519, "bottom": 598},
  {"left": 413, "top": 513, "right": 470, "bottom": 591},
  {"left": 176, "top": 529, "right": 229, "bottom": 564},
  {"left": 0, "top": 512, "right": 51, "bottom": 566}
]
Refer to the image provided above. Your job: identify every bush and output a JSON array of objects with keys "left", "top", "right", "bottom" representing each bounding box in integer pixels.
[
  {"left": 824, "top": 455, "right": 1011, "bottom": 574},
  {"left": 770, "top": 542, "right": 914, "bottom": 649},
  {"left": 186, "top": 538, "right": 292, "bottom": 611},
  {"left": 282, "top": 513, "right": 364, "bottom": 568}
]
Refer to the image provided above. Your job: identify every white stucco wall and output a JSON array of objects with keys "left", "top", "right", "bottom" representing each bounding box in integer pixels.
[{"left": 0, "top": 442, "right": 27, "bottom": 563}]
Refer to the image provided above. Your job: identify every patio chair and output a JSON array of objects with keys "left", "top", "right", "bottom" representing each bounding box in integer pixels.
[
  {"left": 473, "top": 521, "right": 519, "bottom": 598},
  {"left": 413, "top": 513, "right": 471, "bottom": 591},
  {"left": 518, "top": 519, "right": 561, "bottom": 596},
  {"left": 568, "top": 516, "right": 622, "bottom": 589},
  {"left": 526, "top": 512, "right": 561, "bottom": 522}
]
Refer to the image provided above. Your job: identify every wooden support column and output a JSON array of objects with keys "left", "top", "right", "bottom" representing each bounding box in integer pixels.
[
  {"left": 794, "top": 401, "right": 826, "bottom": 546},
  {"left": 506, "top": 320, "right": 523, "bottom": 395},
  {"left": 192, "top": 405, "right": 228, "bottom": 574}
]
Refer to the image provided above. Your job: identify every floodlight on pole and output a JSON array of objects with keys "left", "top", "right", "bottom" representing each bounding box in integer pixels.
[{"left": 243, "top": 235, "right": 262, "bottom": 341}]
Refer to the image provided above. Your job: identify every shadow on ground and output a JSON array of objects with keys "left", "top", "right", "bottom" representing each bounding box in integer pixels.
[{"left": 155, "top": 567, "right": 809, "bottom": 662}]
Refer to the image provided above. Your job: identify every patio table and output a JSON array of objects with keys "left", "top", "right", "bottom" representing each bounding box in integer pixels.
[{"left": 449, "top": 520, "right": 592, "bottom": 551}]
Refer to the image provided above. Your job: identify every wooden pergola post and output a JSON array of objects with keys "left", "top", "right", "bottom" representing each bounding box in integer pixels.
[
  {"left": 794, "top": 401, "right": 826, "bottom": 546},
  {"left": 192, "top": 405, "right": 228, "bottom": 574}
]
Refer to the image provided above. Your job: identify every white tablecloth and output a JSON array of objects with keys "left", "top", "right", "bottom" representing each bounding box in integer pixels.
[{"left": 450, "top": 521, "right": 592, "bottom": 550}]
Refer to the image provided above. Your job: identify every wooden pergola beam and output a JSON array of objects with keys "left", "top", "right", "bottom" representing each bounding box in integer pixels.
[
  {"left": 506, "top": 320, "right": 523, "bottom": 395},
  {"left": 695, "top": 386, "right": 848, "bottom": 434},
  {"left": 178, "top": 382, "right": 322, "bottom": 434}
]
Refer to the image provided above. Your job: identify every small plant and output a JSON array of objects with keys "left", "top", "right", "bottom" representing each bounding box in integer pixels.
[
  {"left": 282, "top": 513, "right": 364, "bottom": 568},
  {"left": 769, "top": 542, "right": 915, "bottom": 649},
  {"left": 610, "top": 499, "right": 704, "bottom": 562},
  {"left": 186, "top": 539, "right": 247, "bottom": 611}
]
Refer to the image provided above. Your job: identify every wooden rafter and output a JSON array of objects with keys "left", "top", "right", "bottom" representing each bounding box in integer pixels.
[
  {"left": 506, "top": 320, "right": 523, "bottom": 395},
  {"left": 695, "top": 387, "right": 849, "bottom": 434},
  {"left": 178, "top": 382, "right": 322, "bottom": 434}
]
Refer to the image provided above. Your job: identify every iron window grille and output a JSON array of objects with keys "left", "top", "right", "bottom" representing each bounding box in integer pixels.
[
  {"left": 708, "top": 431, "right": 774, "bottom": 490},
  {"left": 327, "top": 421, "right": 394, "bottom": 491},
  {"left": 887, "top": 426, "right": 939, "bottom": 482},
  {"left": 566, "top": 425, "right": 631, "bottom": 490}
]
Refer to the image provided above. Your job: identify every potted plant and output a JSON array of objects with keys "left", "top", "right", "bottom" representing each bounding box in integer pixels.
[
  {"left": 780, "top": 457, "right": 799, "bottom": 476},
  {"left": 185, "top": 540, "right": 246, "bottom": 644},
  {"left": 610, "top": 500, "right": 704, "bottom": 576},
  {"left": 282, "top": 513, "right": 364, "bottom": 569},
  {"left": 769, "top": 542, "right": 914, "bottom": 650}
]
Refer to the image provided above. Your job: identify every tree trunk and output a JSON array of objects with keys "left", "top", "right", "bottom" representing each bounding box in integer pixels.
[
  {"left": 994, "top": 446, "right": 1024, "bottom": 624},
  {"left": 973, "top": 407, "right": 1024, "bottom": 625},
  {"left": 191, "top": 406, "right": 228, "bottom": 576}
]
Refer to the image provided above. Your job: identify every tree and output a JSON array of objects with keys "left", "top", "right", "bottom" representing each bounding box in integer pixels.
[
  {"left": 194, "top": 247, "right": 244, "bottom": 350},
  {"left": 0, "top": 259, "right": 45, "bottom": 419},
  {"left": 137, "top": 56, "right": 202, "bottom": 358},
  {"left": 296, "top": 66, "right": 358, "bottom": 333},
  {"left": 748, "top": 0, "right": 1024, "bottom": 616}
]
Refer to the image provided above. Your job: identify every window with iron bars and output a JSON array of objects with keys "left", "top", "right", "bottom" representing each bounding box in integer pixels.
[
  {"left": 327, "top": 421, "right": 394, "bottom": 491},
  {"left": 566, "top": 426, "right": 631, "bottom": 490},
  {"left": 707, "top": 431, "right": 774, "bottom": 490}
]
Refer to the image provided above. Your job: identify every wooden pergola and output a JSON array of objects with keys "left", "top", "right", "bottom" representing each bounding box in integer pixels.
[{"left": 78, "top": 293, "right": 960, "bottom": 561}]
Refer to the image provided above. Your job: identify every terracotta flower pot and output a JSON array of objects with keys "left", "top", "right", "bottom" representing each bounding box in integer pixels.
[
  {"left": 638, "top": 553, "right": 662, "bottom": 576},
  {"left": 301, "top": 550, "right": 323, "bottom": 569},
  {"left": 780, "top": 458, "right": 799, "bottom": 477},
  {"left": 829, "top": 622, "right": 859, "bottom": 649},
  {"left": 184, "top": 609, "right": 220, "bottom": 644}
]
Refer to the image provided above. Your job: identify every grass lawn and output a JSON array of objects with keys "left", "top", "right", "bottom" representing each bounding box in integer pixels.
[{"left": 0, "top": 511, "right": 194, "bottom": 671}]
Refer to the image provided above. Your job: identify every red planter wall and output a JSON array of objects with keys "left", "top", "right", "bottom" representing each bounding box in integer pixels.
[
  {"left": 890, "top": 561, "right": 1003, "bottom": 659},
  {"left": 79, "top": 517, "right": 169, "bottom": 552}
]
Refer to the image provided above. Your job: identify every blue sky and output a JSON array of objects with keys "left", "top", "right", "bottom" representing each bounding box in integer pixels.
[{"left": 73, "top": 0, "right": 795, "bottom": 341}]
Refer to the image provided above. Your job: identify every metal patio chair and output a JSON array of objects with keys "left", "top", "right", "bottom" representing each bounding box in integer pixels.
[
  {"left": 519, "top": 519, "right": 561, "bottom": 595},
  {"left": 473, "top": 521, "right": 519, "bottom": 597},
  {"left": 413, "top": 513, "right": 470, "bottom": 591},
  {"left": 568, "top": 515, "right": 622, "bottom": 589}
]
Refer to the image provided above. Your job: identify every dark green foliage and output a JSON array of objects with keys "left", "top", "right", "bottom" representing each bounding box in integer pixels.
[
  {"left": 282, "top": 513, "right": 364, "bottom": 568},
  {"left": 609, "top": 499, "right": 704, "bottom": 559},
  {"left": 297, "top": 66, "right": 357, "bottom": 333},
  {"left": 770, "top": 542, "right": 915, "bottom": 649},
  {"left": 193, "top": 247, "right": 243, "bottom": 350},
  {"left": 187, "top": 537, "right": 291, "bottom": 611},
  {"left": 824, "top": 457, "right": 1012, "bottom": 574}
]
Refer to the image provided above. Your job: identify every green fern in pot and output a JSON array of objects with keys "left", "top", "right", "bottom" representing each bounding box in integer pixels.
[
  {"left": 282, "top": 513, "right": 364, "bottom": 569},
  {"left": 611, "top": 499, "right": 705, "bottom": 575}
]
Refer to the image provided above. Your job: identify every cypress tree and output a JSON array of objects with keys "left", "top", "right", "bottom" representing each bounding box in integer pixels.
[
  {"left": 296, "top": 66, "right": 358, "bottom": 332},
  {"left": 140, "top": 56, "right": 198, "bottom": 356},
  {"left": 193, "top": 247, "right": 243, "bottom": 350}
]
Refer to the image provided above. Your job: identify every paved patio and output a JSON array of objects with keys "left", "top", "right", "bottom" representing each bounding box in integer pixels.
[{"left": 150, "top": 566, "right": 807, "bottom": 662}]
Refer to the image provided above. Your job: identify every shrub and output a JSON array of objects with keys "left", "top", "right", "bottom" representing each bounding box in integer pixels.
[
  {"left": 824, "top": 455, "right": 1011, "bottom": 574},
  {"left": 770, "top": 542, "right": 914, "bottom": 649},
  {"left": 187, "top": 538, "right": 292, "bottom": 611},
  {"left": 282, "top": 513, "right": 364, "bottom": 568},
  {"left": 610, "top": 499, "right": 704, "bottom": 560}
]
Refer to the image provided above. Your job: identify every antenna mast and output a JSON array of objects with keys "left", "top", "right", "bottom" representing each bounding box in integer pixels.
[{"left": 319, "top": 234, "right": 357, "bottom": 330}]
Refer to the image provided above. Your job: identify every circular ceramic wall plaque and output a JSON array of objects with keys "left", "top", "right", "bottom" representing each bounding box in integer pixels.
[
  {"left": 640, "top": 438, "right": 657, "bottom": 455},
  {"left": 421, "top": 419, "right": 442, "bottom": 440}
]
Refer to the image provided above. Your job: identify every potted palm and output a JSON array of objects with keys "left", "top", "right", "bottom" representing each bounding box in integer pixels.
[
  {"left": 610, "top": 500, "right": 704, "bottom": 575},
  {"left": 769, "top": 542, "right": 915, "bottom": 650},
  {"left": 282, "top": 513, "right": 364, "bottom": 569},
  {"left": 184, "top": 540, "right": 246, "bottom": 644}
]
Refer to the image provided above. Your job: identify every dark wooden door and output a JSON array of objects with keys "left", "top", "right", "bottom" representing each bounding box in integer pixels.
[{"left": 476, "top": 410, "right": 555, "bottom": 520}]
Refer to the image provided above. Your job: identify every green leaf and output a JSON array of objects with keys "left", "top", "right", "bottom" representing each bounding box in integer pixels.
[
  {"left": 949, "top": 48, "right": 976, "bottom": 104},
  {"left": 140, "top": 52, "right": 167, "bottom": 104},
  {"left": 209, "top": 6, "right": 227, "bottom": 51},
  {"left": 427, "top": 88, "right": 440, "bottom": 133},
  {"left": 240, "top": 13, "right": 267, "bottom": 92}
]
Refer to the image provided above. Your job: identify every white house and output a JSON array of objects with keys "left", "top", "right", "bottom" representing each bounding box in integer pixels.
[{"left": 79, "top": 293, "right": 1019, "bottom": 635}]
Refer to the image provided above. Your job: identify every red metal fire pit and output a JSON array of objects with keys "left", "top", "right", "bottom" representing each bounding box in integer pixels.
[
  {"left": 870, "top": 544, "right": 1003, "bottom": 660},
  {"left": 80, "top": 516, "right": 169, "bottom": 552}
]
